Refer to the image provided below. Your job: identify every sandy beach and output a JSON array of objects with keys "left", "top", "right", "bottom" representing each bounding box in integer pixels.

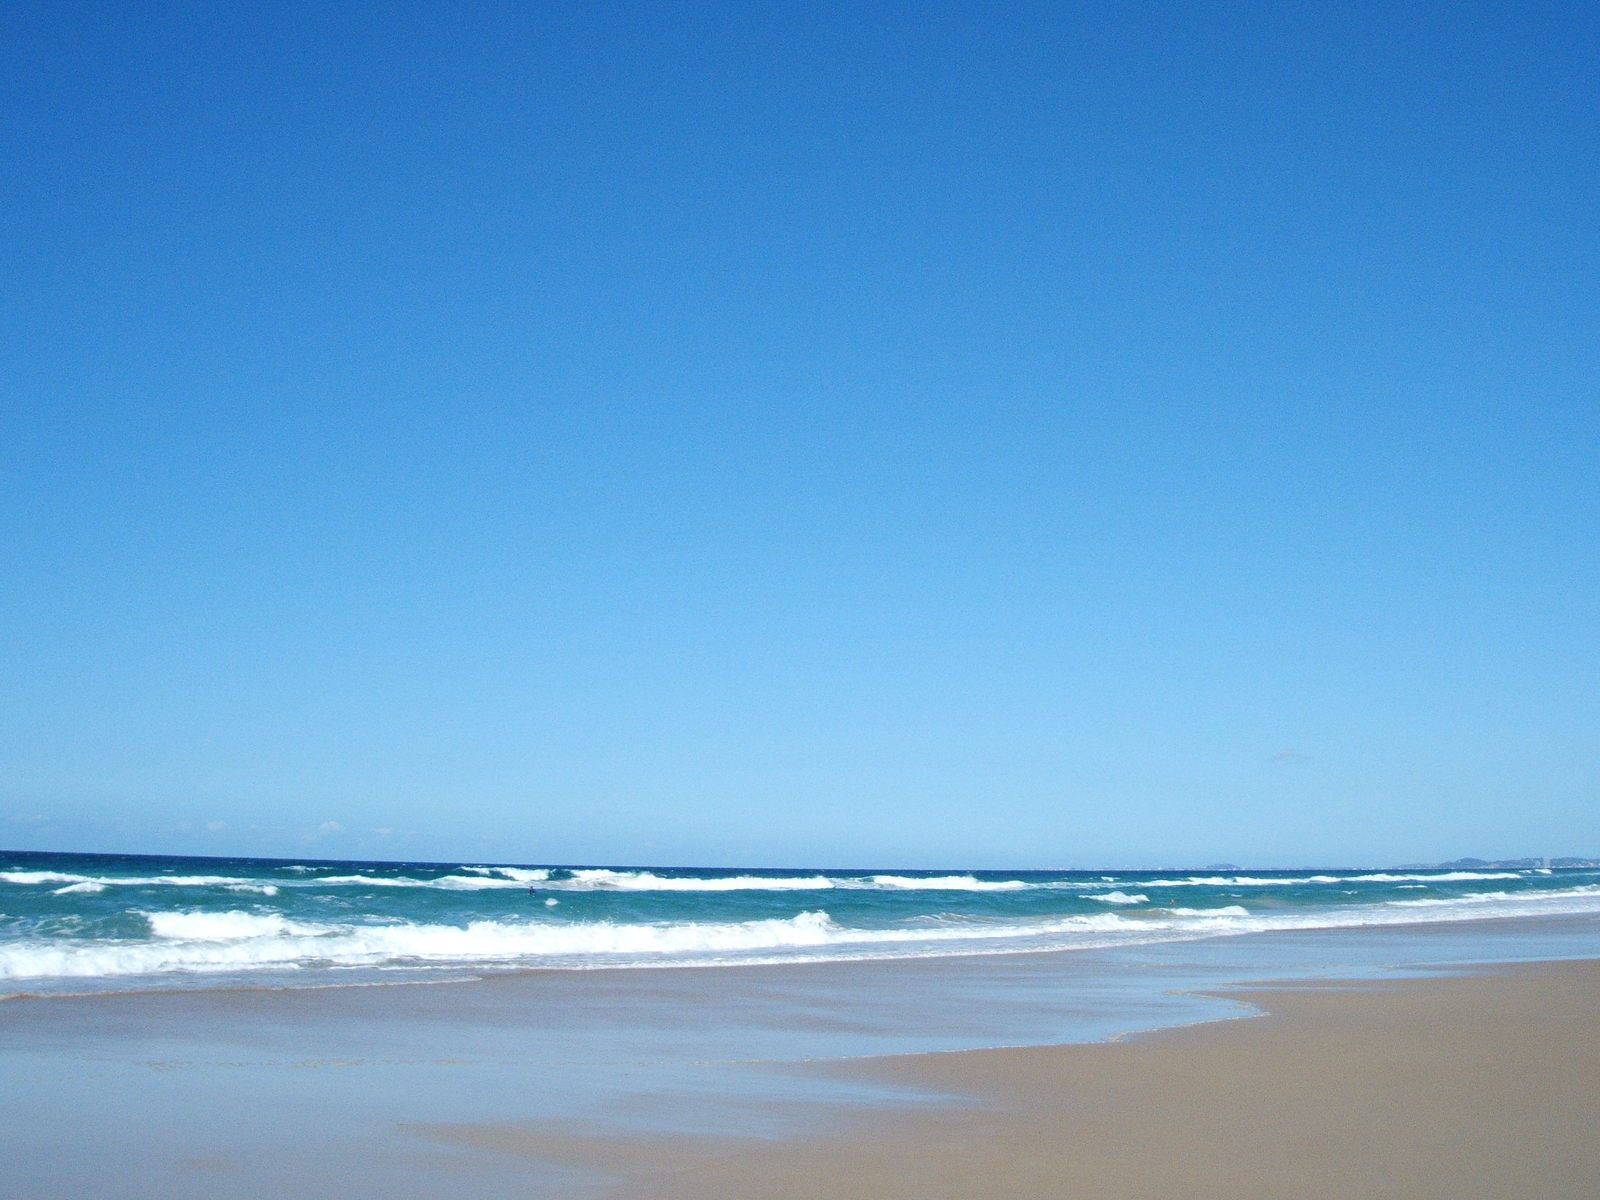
[
  {"left": 7, "top": 919, "right": 1600, "bottom": 1199},
  {"left": 431, "top": 958, "right": 1600, "bottom": 1200}
]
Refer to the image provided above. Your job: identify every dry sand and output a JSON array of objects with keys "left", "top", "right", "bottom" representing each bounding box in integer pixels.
[{"left": 434, "top": 959, "right": 1600, "bottom": 1199}]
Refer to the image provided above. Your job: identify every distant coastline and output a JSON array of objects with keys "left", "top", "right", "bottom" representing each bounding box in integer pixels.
[{"left": 3, "top": 845, "right": 1597, "bottom": 873}]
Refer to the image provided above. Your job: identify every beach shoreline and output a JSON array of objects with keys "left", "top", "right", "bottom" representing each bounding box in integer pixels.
[
  {"left": 423, "top": 957, "right": 1600, "bottom": 1199},
  {"left": 4, "top": 917, "right": 1598, "bottom": 1198}
]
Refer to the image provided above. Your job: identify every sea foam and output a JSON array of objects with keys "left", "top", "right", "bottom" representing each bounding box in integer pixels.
[
  {"left": 1, "top": 870, "right": 277, "bottom": 894},
  {"left": 867, "top": 875, "right": 1029, "bottom": 891},
  {"left": 4, "top": 851, "right": 1597, "bottom": 991},
  {"left": 563, "top": 870, "right": 837, "bottom": 891}
]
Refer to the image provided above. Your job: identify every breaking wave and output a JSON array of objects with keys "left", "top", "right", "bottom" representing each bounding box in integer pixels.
[
  {"left": 5, "top": 880, "right": 1600, "bottom": 986},
  {"left": 1, "top": 871, "right": 278, "bottom": 895},
  {"left": 866, "top": 875, "right": 1029, "bottom": 891},
  {"left": 561, "top": 870, "right": 836, "bottom": 891}
]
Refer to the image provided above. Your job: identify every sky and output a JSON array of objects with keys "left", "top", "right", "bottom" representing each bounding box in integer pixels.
[{"left": 2, "top": 1, "right": 1595, "bottom": 869}]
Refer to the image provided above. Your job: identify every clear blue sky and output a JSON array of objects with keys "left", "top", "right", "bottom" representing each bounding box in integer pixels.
[{"left": 2, "top": 1, "right": 1595, "bottom": 868}]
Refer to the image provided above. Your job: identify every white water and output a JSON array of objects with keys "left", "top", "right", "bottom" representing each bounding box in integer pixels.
[{"left": 4, "top": 883, "right": 1600, "bottom": 985}]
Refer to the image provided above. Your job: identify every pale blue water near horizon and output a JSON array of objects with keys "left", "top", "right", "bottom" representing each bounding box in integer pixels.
[{"left": 6, "top": 849, "right": 1600, "bottom": 995}]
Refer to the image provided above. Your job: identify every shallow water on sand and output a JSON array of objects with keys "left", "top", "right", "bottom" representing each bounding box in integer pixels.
[{"left": 3, "top": 913, "right": 1597, "bottom": 1199}]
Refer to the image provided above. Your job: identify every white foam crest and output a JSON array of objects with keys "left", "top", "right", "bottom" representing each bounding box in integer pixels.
[
  {"left": 1346, "top": 871, "right": 1522, "bottom": 883},
  {"left": 499, "top": 867, "right": 552, "bottom": 882},
  {"left": 312, "top": 874, "right": 490, "bottom": 889},
  {"left": 0, "top": 911, "right": 850, "bottom": 980},
  {"left": 144, "top": 910, "right": 310, "bottom": 940},
  {"left": 8, "top": 880, "right": 1600, "bottom": 983},
  {"left": 2, "top": 870, "right": 280, "bottom": 892},
  {"left": 140, "top": 874, "right": 270, "bottom": 889},
  {"left": 1136, "top": 871, "right": 1519, "bottom": 888},
  {"left": 314, "top": 874, "right": 426, "bottom": 887},
  {"left": 1141, "top": 875, "right": 1338, "bottom": 887},
  {"left": 308, "top": 873, "right": 546, "bottom": 891},
  {"left": 1387, "top": 883, "right": 1600, "bottom": 908},
  {"left": 460, "top": 867, "right": 551, "bottom": 882},
  {"left": 867, "top": 875, "right": 1029, "bottom": 891},
  {"left": 0, "top": 909, "right": 1186, "bottom": 982},
  {"left": 52, "top": 882, "right": 107, "bottom": 895},
  {"left": 3, "top": 871, "right": 95, "bottom": 886},
  {"left": 1087, "top": 891, "right": 1148, "bottom": 905},
  {"left": 562, "top": 869, "right": 837, "bottom": 891},
  {"left": 434, "top": 874, "right": 543, "bottom": 890}
]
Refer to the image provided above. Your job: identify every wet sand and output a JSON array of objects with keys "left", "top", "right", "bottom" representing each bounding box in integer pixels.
[
  {"left": 7, "top": 925, "right": 1600, "bottom": 1198},
  {"left": 433, "top": 959, "right": 1600, "bottom": 1199}
]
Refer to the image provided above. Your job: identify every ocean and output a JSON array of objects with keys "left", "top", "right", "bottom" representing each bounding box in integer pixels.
[{"left": 5, "top": 848, "right": 1599, "bottom": 996}]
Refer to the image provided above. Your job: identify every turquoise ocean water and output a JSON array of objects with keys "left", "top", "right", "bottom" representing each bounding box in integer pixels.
[{"left": 5, "top": 849, "right": 1599, "bottom": 996}]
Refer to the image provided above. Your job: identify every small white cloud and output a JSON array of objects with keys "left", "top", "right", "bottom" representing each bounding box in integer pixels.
[{"left": 300, "top": 820, "right": 345, "bottom": 844}]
